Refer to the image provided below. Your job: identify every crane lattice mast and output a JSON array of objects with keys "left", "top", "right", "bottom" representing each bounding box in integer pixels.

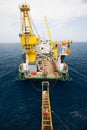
[{"left": 19, "top": 3, "right": 40, "bottom": 63}]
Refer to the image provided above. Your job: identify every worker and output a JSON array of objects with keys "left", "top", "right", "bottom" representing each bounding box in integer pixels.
[
  {"left": 43, "top": 67, "right": 48, "bottom": 77},
  {"left": 44, "top": 109, "right": 49, "bottom": 117}
]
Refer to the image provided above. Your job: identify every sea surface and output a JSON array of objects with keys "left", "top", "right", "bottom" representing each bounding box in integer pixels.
[{"left": 0, "top": 42, "right": 87, "bottom": 130}]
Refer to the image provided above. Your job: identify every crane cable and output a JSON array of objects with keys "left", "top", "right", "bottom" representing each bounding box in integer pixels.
[
  {"left": 52, "top": 110, "right": 70, "bottom": 130},
  {"left": 30, "top": 15, "right": 39, "bottom": 35}
]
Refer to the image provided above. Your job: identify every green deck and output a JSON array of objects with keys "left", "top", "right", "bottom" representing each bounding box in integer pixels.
[{"left": 17, "top": 72, "right": 71, "bottom": 81}]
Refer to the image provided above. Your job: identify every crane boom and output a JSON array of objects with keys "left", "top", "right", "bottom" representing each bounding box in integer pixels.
[{"left": 45, "top": 16, "right": 53, "bottom": 50}]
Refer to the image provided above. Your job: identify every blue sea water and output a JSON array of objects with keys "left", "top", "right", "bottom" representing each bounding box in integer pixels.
[{"left": 0, "top": 42, "right": 87, "bottom": 130}]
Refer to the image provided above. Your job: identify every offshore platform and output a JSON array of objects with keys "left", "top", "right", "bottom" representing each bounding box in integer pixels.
[{"left": 17, "top": 2, "right": 72, "bottom": 130}]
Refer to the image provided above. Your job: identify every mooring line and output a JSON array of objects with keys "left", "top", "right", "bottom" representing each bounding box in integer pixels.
[
  {"left": 52, "top": 110, "right": 70, "bottom": 130},
  {"left": 30, "top": 81, "right": 42, "bottom": 93},
  {"left": 69, "top": 67, "right": 87, "bottom": 79}
]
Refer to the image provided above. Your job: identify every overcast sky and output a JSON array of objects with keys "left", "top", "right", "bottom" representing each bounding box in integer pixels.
[{"left": 0, "top": 0, "right": 87, "bottom": 43}]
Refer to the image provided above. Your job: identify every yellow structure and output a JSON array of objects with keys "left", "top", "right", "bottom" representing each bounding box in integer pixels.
[
  {"left": 42, "top": 81, "right": 53, "bottom": 130},
  {"left": 44, "top": 16, "right": 72, "bottom": 58},
  {"left": 44, "top": 16, "right": 53, "bottom": 50},
  {"left": 19, "top": 4, "right": 40, "bottom": 63},
  {"left": 45, "top": 16, "right": 59, "bottom": 58},
  {"left": 53, "top": 42, "right": 59, "bottom": 58},
  {"left": 53, "top": 40, "right": 72, "bottom": 57}
]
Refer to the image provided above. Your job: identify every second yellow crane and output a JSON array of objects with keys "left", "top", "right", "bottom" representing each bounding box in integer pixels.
[{"left": 45, "top": 16, "right": 59, "bottom": 58}]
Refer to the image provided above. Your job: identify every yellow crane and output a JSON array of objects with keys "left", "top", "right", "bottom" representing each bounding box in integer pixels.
[
  {"left": 19, "top": 4, "right": 40, "bottom": 63},
  {"left": 44, "top": 16, "right": 53, "bottom": 50},
  {"left": 45, "top": 16, "right": 58, "bottom": 58}
]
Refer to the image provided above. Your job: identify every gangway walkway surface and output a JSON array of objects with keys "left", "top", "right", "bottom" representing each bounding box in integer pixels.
[{"left": 42, "top": 81, "right": 53, "bottom": 130}]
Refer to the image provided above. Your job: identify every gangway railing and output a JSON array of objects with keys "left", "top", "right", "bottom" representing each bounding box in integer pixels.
[{"left": 42, "top": 81, "right": 53, "bottom": 130}]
